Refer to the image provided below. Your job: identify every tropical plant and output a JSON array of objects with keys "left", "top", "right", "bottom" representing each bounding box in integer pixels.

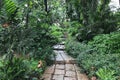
[
  {"left": 0, "top": 55, "right": 46, "bottom": 80},
  {"left": 65, "top": 32, "right": 120, "bottom": 78},
  {"left": 0, "top": 56, "right": 28, "bottom": 80},
  {"left": 0, "top": 0, "right": 18, "bottom": 25},
  {"left": 96, "top": 67, "right": 116, "bottom": 80},
  {"left": 66, "top": 0, "right": 118, "bottom": 41}
]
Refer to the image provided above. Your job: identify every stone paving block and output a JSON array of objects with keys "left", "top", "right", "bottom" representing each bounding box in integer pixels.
[
  {"left": 53, "top": 45, "right": 65, "bottom": 50},
  {"left": 54, "top": 50, "right": 64, "bottom": 64},
  {"left": 66, "top": 60, "right": 76, "bottom": 64},
  {"left": 60, "top": 51, "right": 76, "bottom": 64},
  {"left": 64, "top": 77, "right": 77, "bottom": 80},
  {"left": 52, "top": 74, "right": 64, "bottom": 80},
  {"left": 74, "top": 64, "right": 89, "bottom": 80},
  {"left": 65, "top": 64, "right": 75, "bottom": 71},
  {"left": 65, "top": 71, "right": 76, "bottom": 78},
  {"left": 42, "top": 74, "right": 52, "bottom": 80},
  {"left": 76, "top": 70, "right": 89, "bottom": 80},
  {"left": 55, "top": 60, "right": 65, "bottom": 64},
  {"left": 54, "top": 69, "right": 65, "bottom": 75},
  {"left": 77, "top": 73, "right": 89, "bottom": 80},
  {"left": 59, "top": 41, "right": 65, "bottom": 45},
  {"left": 56, "top": 64, "right": 65, "bottom": 70},
  {"left": 74, "top": 64, "right": 80, "bottom": 71},
  {"left": 44, "top": 65, "right": 55, "bottom": 74}
]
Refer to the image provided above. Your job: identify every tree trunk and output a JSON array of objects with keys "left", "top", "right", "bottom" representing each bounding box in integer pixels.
[
  {"left": 119, "top": 0, "right": 120, "bottom": 5},
  {"left": 26, "top": 1, "right": 30, "bottom": 28},
  {"left": 0, "top": 0, "right": 2, "bottom": 11},
  {"left": 44, "top": 0, "right": 48, "bottom": 13}
]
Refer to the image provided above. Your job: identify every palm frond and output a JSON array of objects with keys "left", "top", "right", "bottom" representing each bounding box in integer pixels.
[{"left": 3, "top": 0, "right": 17, "bottom": 18}]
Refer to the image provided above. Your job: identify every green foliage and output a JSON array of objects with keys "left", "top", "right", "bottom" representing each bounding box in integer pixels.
[
  {"left": 0, "top": 2, "right": 62, "bottom": 80},
  {"left": 0, "top": 24, "right": 57, "bottom": 60},
  {"left": 77, "top": 53, "right": 120, "bottom": 77},
  {"left": 115, "top": 10, "right": 120, "bottom": 29},
  {"left": 0, "top": 56, "right": 45, "bottom": 80},
  {"left": 65, "top": 32, "right": 120, "bottom": 78},
  {"left": 96, "top": 67, "right": 116, "bottom": 80},
  {"left": 66, "top": 21, "right": 82, "bottom": 36},
  {"left": 48, "top": 0, "right": 66, "bottom": 23},
  {"left": 0, "top": 56, "right": 28, "bottom": 80},
  {"left": 0, "top": 0, "right": 18, "bottom": 24},
  {"left": 23, "top": 59, "right": 45, "bottom": 79},
  {"left": 50, "top": 25, "right": 63, "bottom": 39},
  {"left": 89, "top": 31, "right": 120, "bottom": 54},
  {"left": 65, "top": 37, "right": 93, "bottom": 58},
  {"left": 3, "top": 0, "right": 17, "bottom": 18},
  {"left": 66, "top": 0, "right": 118, "bottom": 41}
]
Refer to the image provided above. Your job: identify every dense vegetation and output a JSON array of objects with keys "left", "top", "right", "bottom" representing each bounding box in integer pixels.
[
  {"left": 0, "top": 0, "right": 120, "bottom": 80},
  {"left": 65, "top": 0, "right": 120, "bottom": 80},
  {"left": 0, "top": 0, "right": 63, "bottom": 79},
  {"left": 66, "top": 32, "right": 120, "bottom": 79}
]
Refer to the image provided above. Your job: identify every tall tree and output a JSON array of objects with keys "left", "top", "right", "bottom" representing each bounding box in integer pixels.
[
  {"left": 26, "top": 1, "right": 30, "bottom": 28},
  {"left": 44, "top": 0, "right": 48, "bottom": 13},
  {"left": 0, "top": 0, "right": 2, "bottom": 10},
  {"left": 119, "top": 0, "right": 120, "bottom": 5}
]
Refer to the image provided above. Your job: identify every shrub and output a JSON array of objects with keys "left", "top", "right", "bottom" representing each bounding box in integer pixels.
[
  {"left": 66, "top": 0, "right": 118, "bottom": 41},
  {"left": 77, "top": 53, "right": 120, "bottom": 77},
  {"left": 89, "top": 31, "right": 120, "bottom": 54},
  {"left": 50, "top": 25, "right": 63, "bottom": 39},
  {"left": 0, "top": 23, "right": 58, "bottom": 62},
  {"left": 0, "top": 55, "right": 46, "bottom": 80},
  {"left": 23, "top": 59, "right": 46, "bottom": 79},
  {"left": 65, "top": 32, "right": 120, "bottom": 78},
  {"left": 0, "top": 56, "right": 28, "bottom": 80},
  {"left": 65, "top": 38, "right": 93, "bottom": 58},
  {"left": 66, "top": 21, "right": 82, "bottom": 36},
  {"left": 96, "top": 67, "right": 116, "bottom": 80}
]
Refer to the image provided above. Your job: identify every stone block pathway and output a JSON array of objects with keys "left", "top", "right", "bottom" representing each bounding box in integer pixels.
[{"left": 42, "top": 43, "right": 89, "bottom": 80}]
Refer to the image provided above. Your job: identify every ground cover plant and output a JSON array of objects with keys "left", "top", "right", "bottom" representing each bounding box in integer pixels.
[
  {"left": 65, "top": 32, "right": 120, "bottom": 79},
  {"left": 0, "top": 55, "right": 46, "bottom": 80}
]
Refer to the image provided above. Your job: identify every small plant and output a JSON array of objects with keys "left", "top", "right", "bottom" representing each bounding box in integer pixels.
[
  {"left": 96, "top": 67, "right": 116, "bottom": 80},
  {"left": 50, "top": 25, "right": 63, "bottom": 39},
  {"left": 0, "top": 55, "right": 28, "bottom": 80},
  {"left": 0, "top": 55, "right": 46, "bottom": 80}
]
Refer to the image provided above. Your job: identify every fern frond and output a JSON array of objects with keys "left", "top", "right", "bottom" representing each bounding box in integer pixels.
[{"left": 3, "top": 0, "right": 17, "bottom": 18}]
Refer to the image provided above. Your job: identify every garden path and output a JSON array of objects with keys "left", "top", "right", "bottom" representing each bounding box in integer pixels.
[{"left": 42, "top": 41, "right": 89, "bottom": 80}]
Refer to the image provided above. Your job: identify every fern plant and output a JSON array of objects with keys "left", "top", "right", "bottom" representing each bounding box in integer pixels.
[
  {"left": 4, "top": 0, "right": 17, "bottom": 17},
  {"left": 0, "top": 0, "right": 18, "bottom": 24},
  {"left": 96, "top": 67, "right": 116, "bottom": 80}
]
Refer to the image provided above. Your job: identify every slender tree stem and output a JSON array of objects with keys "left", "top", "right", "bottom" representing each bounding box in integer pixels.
[
  {"left": 26, "top": 1, "right": 30, "bottom": 28},
  {"left": 44, "top": 0, "right": 48, "bottom": 13}
]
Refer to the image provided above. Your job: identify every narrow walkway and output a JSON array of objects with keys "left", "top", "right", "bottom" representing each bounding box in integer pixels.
[{"left": 42, "top": 42, "right": 88, "bottom": 80}]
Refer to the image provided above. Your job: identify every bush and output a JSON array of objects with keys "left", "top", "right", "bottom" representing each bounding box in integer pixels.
[
  {"left": 50, "top": 25, "right": 63, "bottom": 39},
  {"left": 66, "top": 0, "right": 118, "bottom": 41},
  {"left": 0, "top": 23, "right": 58, "bottom": 79},
  {"left": 0, "top": 23, "right": 58, "bottom": 62},
  {"left": 0, "top": 55, "right": 46, "bottom": 80},
  {"left": 65, "top": 38, "right": 93, "bottom": 58},
  {"left": 77, "top": 53, "right": 120, "bottom": 77},
  {"left": 66, "top": 21, "right": 82, "bottom": 36},
  {"left": 96, "top": 67, "right": 116, "bottom": 80},
  {"left": 0, "top": 56, "right": 28, "bottom": 80},
  {"left": 89, "top": 31, "right": 120, "bottom": 54},
  {"left": 65, "top": 32, "right": 120, "bottom": 78}
]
